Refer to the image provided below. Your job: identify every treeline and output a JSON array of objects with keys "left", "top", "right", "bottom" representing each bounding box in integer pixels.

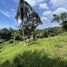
[
  {"left": 36, "top": 27, "right": 64, "bottom": 38},
  {"left": 0, "top": 26, "right": 64, "bottom": 42},
  {"left": 0, "top": 28, "right": 22, "bottom": 41}
]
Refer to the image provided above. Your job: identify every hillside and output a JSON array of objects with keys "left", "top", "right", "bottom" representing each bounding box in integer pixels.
[{"left": 0, "top": 32, "right": 67, "bottom": 67}]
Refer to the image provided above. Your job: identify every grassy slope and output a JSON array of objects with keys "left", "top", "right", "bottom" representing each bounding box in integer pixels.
[{"left": 0, "top": 32, "right": 67, "bottom": 64}]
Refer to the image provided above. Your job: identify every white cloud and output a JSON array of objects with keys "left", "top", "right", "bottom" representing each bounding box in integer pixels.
[
  {"left": 38, "top": 0, "right": 45, "bottom": 3},
  {"left": 25, "top": 0, "right": 46, "bottom": 7},
  {"left": 13, "top": 0, "right": 36, "bottom": 6},
  {"left": 42, "top": 8, "right": 67, "bottom": 18},
  {"left": 52, "top": 8, "right": 67, "bottom": 15},
  {"left": 13, "top": 0, "right": 49, "bottom": 10},
  {"left": 39, "top": 3, "right": 49, "bottom": 9},
  {"left": 43, "top": 11, "right": 52, "bottom": 17},
  {"left": 0, "top": 10, "right": 11, "bottom": 17},
  {"left": 0, "top": 8, "right": 15, "bottom": 18},
  {"left": 42, "top": 7, "right": 67, "bottom": 25},
  {"left": 25, "top": 0, "right": 36, "bottom": 6},
  {"left": 41, "top": 16, "right": 47, "bottom": 22},
  {"left": 50, "top": 0, "right": 67, "bottom": 8}
]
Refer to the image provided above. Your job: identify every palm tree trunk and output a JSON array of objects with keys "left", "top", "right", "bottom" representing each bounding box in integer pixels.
[
  {"left": 32, "top": 23, "right": 35, "bottom": 40},
  {"left": 20, "top": 0, "right": 26, "bottom": 43},
  {"left": 33, "top": 29, "right": 35, "bottom": 40},
  {"left": 22, "top": 23, "right": 25, "bottom": 42}
]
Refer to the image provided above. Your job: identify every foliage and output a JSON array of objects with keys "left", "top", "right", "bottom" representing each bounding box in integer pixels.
[
  {"left": 0, "top": 32, "right": 67, "bottom": 67},
  {"left": 36, "top": 27, "right": 64, "bottom": 38},
  {"left": 15, "top": 0, "right": 33, "bottom": 42},
  {"left": 52, "top": 12, "right": 67, "bottom": 30},
  {"left": 15, "top": 0, "right": 42, "bottom": 41},
  {"left": 0, "top": 28, "right": 12, "bottom": 40},
  {"left": 61, "top": 20, "right": 67, "bottom": 31},
  {"left": 14, "top": 34, "right": 23, "bottom": 41}
]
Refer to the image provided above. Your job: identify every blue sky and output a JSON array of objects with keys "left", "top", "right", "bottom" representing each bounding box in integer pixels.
[{"left": 0, "top": 0, "right": 67, "bottom": 29}]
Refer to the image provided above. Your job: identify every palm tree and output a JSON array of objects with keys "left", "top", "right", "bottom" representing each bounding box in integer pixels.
[
  {"left": 15, "top": 0, "right": 33, "bottom": 42},
  {"left": 52, "top": 12, "right": 67, "bottom": 30}
]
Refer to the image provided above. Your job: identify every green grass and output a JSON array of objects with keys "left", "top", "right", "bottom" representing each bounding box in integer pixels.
[{"left": 0, "top": 32, "right": 67, "bottom": 67}]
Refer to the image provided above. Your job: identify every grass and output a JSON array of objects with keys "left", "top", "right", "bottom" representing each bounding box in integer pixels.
[{"left": 0, "top": 32, "right": 67, "bottom": 67}]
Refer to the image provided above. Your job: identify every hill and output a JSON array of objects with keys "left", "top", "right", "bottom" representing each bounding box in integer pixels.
[{"left": 0, "top": 32, "right": 67, "bottom": 67}]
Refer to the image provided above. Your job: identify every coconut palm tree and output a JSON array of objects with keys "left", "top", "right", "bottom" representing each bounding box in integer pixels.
[{"left": 15, "top": 0, "right": 33, "bottom": 42}]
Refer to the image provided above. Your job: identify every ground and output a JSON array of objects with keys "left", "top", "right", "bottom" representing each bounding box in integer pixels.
[{"left": 0, "top": 32, "right": 67, "bottom": 67}]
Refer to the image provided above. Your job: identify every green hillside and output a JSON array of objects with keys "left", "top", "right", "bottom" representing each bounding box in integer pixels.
[{"left": 0, "top": 32, "right": 67, "bottom": 67}]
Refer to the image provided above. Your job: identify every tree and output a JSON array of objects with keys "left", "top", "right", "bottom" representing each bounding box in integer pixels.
[
  {"left": 0, "top": 28, "right": 11, "bottom": 40},
  {"left": 52, "top": 12, "right": 67, "bottom": 31},
  {"left": 15, "top": 0, "right": 42, "bottom": 41},
  {"left": 29, "top": 11, "right": 42, "bottom": 40},
  {"left": 15, "top": 0, "right": 33, "bottom": 42}
]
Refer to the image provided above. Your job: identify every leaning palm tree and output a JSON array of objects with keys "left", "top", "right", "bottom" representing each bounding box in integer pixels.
[{"left": 15, "top": 0, "right": 33, "bottom": 42}]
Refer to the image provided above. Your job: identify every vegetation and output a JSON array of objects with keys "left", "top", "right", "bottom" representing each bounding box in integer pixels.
[
  {"left": 15, "top": 0, "right": 42, "bottom": 41},
  {"left": 0, "top": 26, "right": 64, "bottom": 42},
  {"left": 52, "top": 12, "right": 67, "bottom": 31},
  {"left": 0, "top": 32, "right": 67, "bottom": 67},
  {"left": 0, "top": 0, "right": 67, "bottom": 67}
]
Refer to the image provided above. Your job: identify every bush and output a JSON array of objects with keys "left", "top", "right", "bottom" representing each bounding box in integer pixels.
[
  {"left": 62, "top": 21, "right": 67, "bottom": 31},
  {"left": 0, "top": 28, "right": 12, "bottom": 40},
  {"left": 49, "top": 33, "right": 56, "bottom": 37},
  {"left": 9, "top": 40, "right": 14, "bottom": 43},
  {"left": 15, "top": 34, "right": 23, "bottom": 41}
]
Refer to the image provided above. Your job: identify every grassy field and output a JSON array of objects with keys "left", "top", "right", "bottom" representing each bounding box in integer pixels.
[{"left": 0, "top": 32, "right": 67, "bottom": 67}]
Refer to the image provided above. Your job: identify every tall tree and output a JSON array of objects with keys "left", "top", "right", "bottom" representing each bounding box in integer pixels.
[
  {"left": 52, "top": 12, "right": 67, "bottom": 31},
  {"left": 15, "top": 0, "right": 33, "bottom": 42}
]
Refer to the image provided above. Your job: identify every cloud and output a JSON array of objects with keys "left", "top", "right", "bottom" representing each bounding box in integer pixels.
[
  {"left": 13, "top": 0, "right": 49, "bottom": 10},
  {"left": 43, "top": 8, "right": 67, "bottom": 18},
  {"left": 39, "top": 0, "right": 45, "bottom": 3},
  {"left": 0, "top": 10, "right": 11, "bottom": 17},
  {"left": 25, "top": 0, "right": 36, "bottom": 6},
  {"left": 52, "top": 8, "right": 67, "bottom": 15},
  {"left": 39, "top": 2, "right": 49, "bottom": 9},
  {"left": 13, "top": 0, "right": 46, "bottom": 7},
  {"left": 41, "top": 16, "right": 48, "bottom": 22},
  {"left": 0, "top": 8, "right": 15, "bottom": 18},
  {"left": 43, "top": 11, "right": 52, "bottom": 17},
  {"left": 50, "top": 0, "right": 67, "bottom": 9},
  {"left": 42, "top": 7, "right": 67, "bottom": 27},
  {"left": 25, "top": 0, "right": 46, "bottom": 7}
]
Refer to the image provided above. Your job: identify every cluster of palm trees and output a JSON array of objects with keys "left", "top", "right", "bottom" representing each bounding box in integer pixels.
[{"left": 15, "top": 0, "right": 42, "bottom": 42}]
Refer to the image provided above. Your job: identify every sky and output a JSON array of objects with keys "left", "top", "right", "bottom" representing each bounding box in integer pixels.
[{"left": 0, "top": 0, "right": 67, "bottom": 29}]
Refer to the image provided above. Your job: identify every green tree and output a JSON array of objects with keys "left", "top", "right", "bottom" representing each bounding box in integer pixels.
[
  {"left": 0, "top": 28, "right": 11, "bottom": 40},
  {"left": 29, "top": 11, "right": 42, "bottom": 40},
  {"left": 52, "top": 12, "right": 67, "bottom": 31}
]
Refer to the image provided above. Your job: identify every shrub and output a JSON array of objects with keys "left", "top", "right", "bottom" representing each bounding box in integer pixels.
[
  {"left": 0, "top": 28, "right": 12, "bottom": 40},
  {"left": 62, "top": 20, "right": 67, "bottom": 31},
  {"left": 15, "top": 34, "right": 23, "bottom": 41},
  {"left": 9, "top": 40, "right": 14, "bottom": 43}
]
